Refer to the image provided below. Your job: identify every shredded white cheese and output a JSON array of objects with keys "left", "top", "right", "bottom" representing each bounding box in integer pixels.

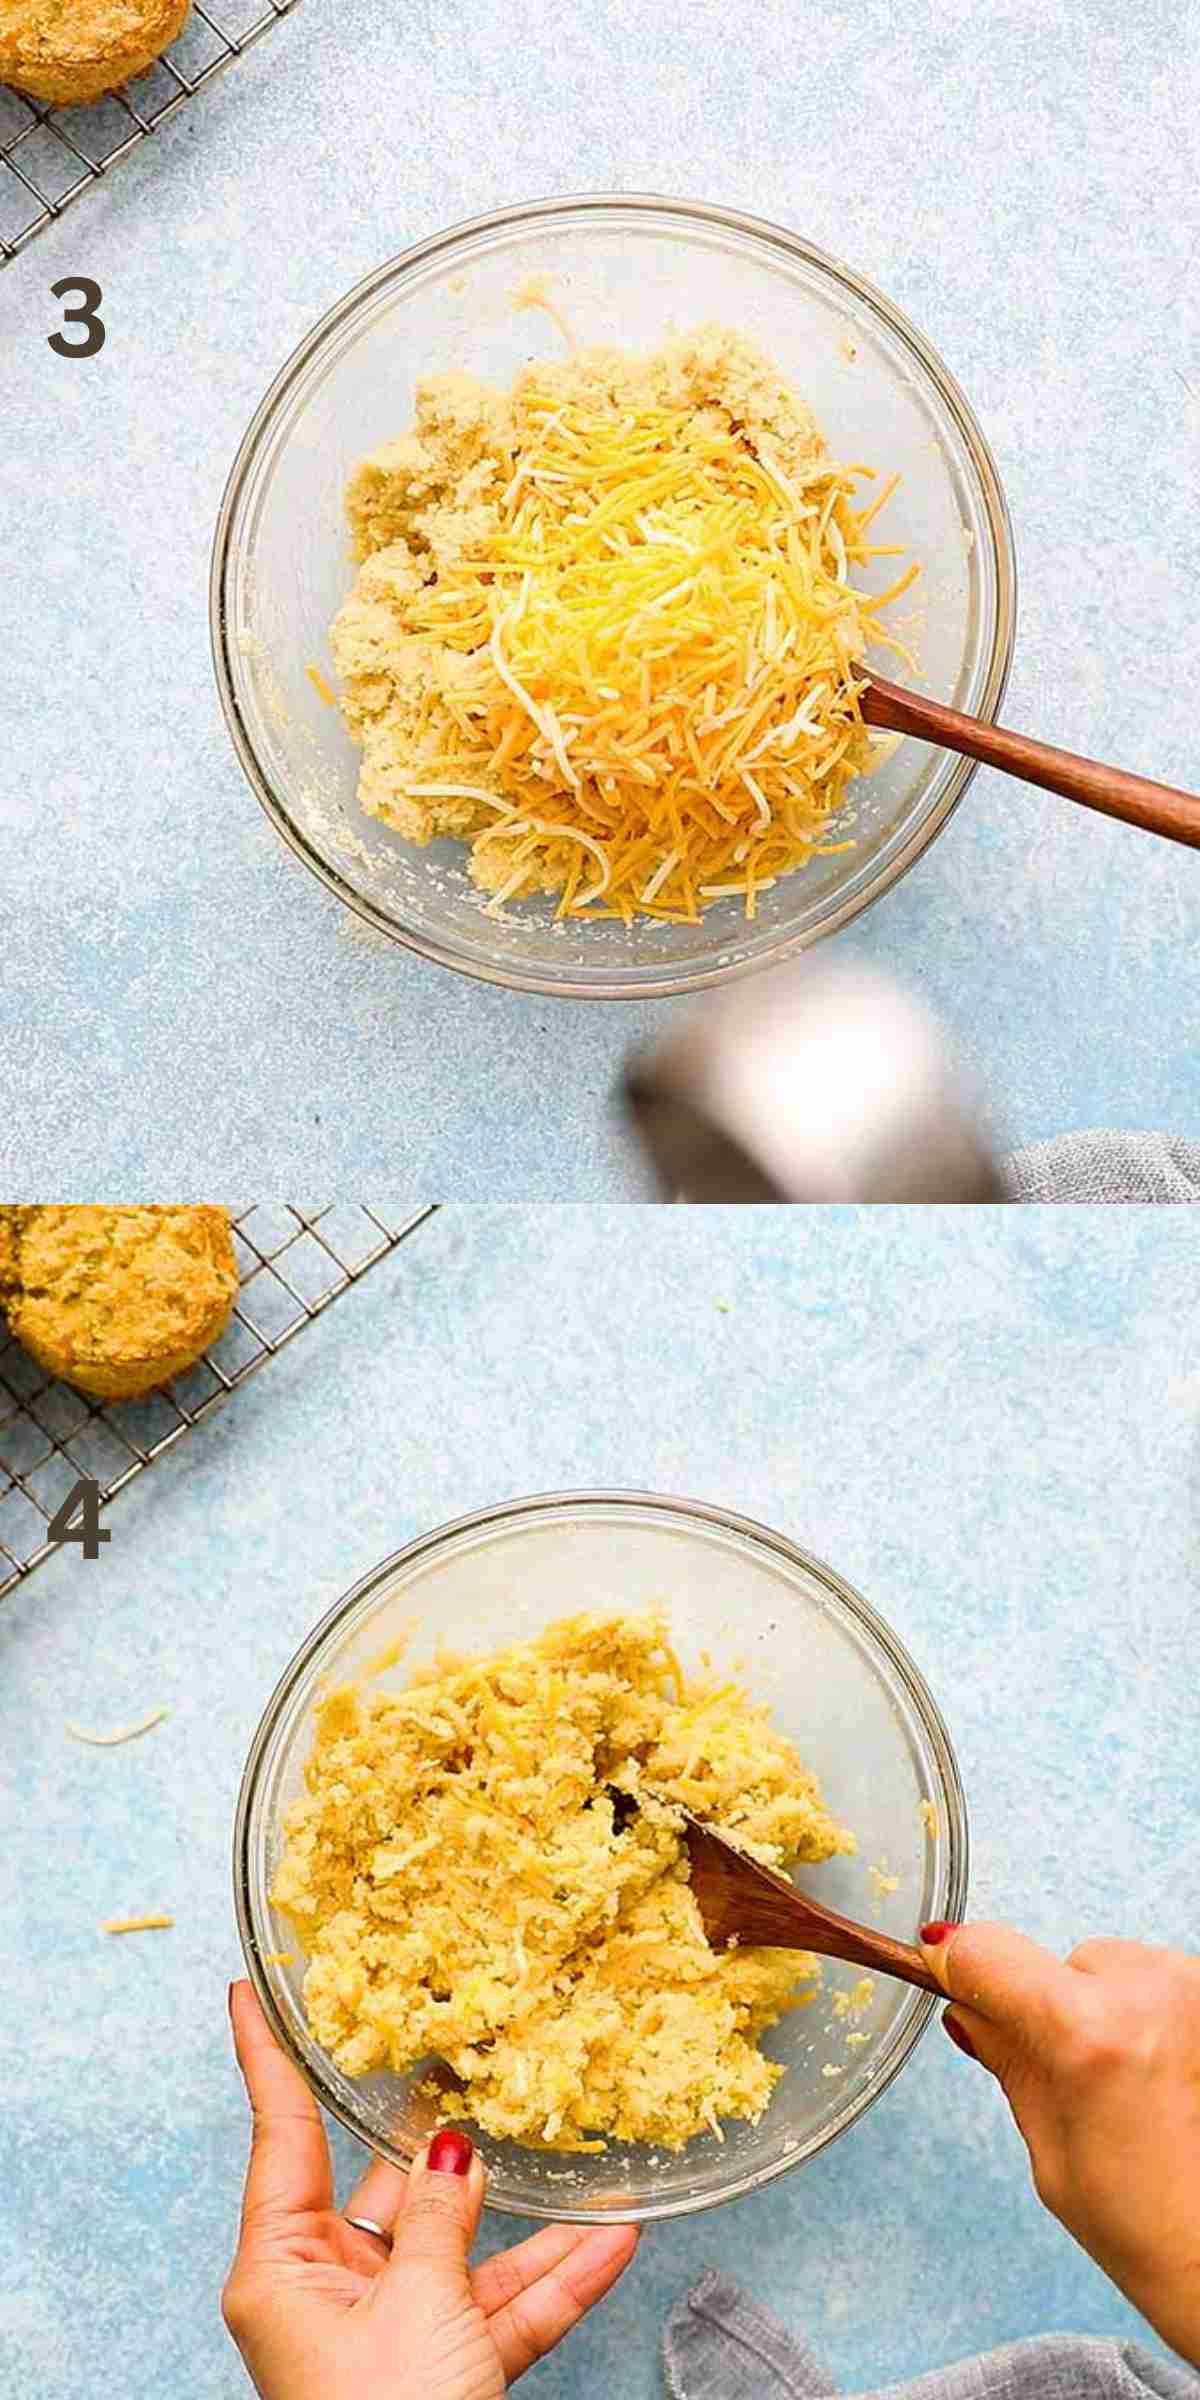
[{"left": 66, "top": 1706, "right": 168, "bottom": 1748}]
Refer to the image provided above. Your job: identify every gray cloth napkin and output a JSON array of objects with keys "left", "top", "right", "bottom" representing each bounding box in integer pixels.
[
  {"left": 664, "top": 2271, "right": 1200, "bottom": 2400},
  {"left": 1007, "top": 1133, "right": 1200, "bottom": 1204}
]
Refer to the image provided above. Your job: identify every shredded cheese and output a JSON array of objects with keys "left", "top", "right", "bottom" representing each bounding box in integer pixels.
[
  {"left": 511, "top": 277, "right": 578, "bottom": 355},
  {"left": 102, "top": 1913, "right": 173, "bottom": 1935},
  {"left": 332, "top": 331, "right": 918, "bottom": 923},
  {"left": 66, "top": 1706, "right": 168, "bottom": 1747},
  {"left": 365, "top": 1620, "right": 418, "bottom": 1680}
]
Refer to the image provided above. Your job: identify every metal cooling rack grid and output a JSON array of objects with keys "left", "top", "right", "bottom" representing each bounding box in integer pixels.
[
  {"left": 0, "top": 0, "right": 299, "bottom": 265},
  {"left": 0, "top": 1203, "right": 435, "bottom": 1599}
]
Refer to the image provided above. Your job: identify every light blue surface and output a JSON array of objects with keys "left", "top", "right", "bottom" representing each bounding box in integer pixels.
[
  {"left": 1, "top": 1204, "right": 1198, "bottom": 2396},
  {"left": 1, "top": 0, "right": 1199, "bottom": 1192}
]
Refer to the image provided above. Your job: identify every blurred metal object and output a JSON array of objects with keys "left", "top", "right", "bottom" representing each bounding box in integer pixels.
[{"left": 625, "top": 961, "right": 1008, "bottom": 1203}]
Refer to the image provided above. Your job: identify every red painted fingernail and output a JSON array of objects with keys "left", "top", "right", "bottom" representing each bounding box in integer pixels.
[
  {"left": 427, "top": 2129, "right": 473, "bottom": 2177},
  {"left": 943, "top": 2011, "right": 977, "bottom": 2062},
  {"left": 921, "top": 1921, "right": 958, "bottom": 1946},
  {"left": 227, "top": 1981, "right": 236, "bottom": 2017}
]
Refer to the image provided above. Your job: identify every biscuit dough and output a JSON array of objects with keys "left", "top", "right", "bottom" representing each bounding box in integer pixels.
[
  {"left": 0, "top": 0, "right": 189, "bottom": 104},
  {"left": 0, "top": 1204, "right": 237, "bottom": 1400},
  {"left": 271, "top": 1611, "right": 855, "bottom": 2152}
]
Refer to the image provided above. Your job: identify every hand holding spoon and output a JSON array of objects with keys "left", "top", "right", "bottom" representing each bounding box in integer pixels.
[{"left": 862, "top": 671, "right": 1200, "bottom": 850}]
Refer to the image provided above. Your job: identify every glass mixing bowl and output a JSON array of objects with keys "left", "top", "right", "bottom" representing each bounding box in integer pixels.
[
  {"left": 211, "top": 194, "right": 1015, "bottom": 999},
  {"left": 234, "top": 1490, "right": 968, "bottom": 2221}
]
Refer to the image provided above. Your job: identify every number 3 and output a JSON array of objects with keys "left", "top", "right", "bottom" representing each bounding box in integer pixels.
[{"left": 48, "top": 276, "right": 106, "bottom": 358}]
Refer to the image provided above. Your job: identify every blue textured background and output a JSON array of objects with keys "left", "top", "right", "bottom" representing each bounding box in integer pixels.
[
  {"left": 1, "top": 0, "right": 1198, "bottom": 1191},
  {"left": 1, "top": 1205, "right": 1197, "bottom": 2395}
]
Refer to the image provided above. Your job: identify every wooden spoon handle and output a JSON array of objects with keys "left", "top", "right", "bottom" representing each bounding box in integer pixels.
[
  {"left": 701, "top": 1846, "right": 942, "bottom": 1994},
  {"left": 778, "top": 1892, "right": 943, "bottom": 1996},
  {"left": 862, "top": 671, "right": 1200, "bottom": 850}
]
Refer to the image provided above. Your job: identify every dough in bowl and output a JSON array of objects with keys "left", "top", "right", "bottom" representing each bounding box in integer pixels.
[
  {"left": 0, "top": 1204, "right": 237, "bottom": 1400},
  {"left": 0, "top": 0, "right": 189, "bottom": 104},
  {"left": 271, "top": 1610, "right": 856, "bottom": 2152}
]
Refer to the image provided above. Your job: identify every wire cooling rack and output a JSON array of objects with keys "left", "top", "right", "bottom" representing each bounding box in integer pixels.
[
  {"left": 1, "top": 0, "right": 299, "bottom": 266},
  {"left": 0, "top": 1204, "right": 435, "bottom": 1599}
]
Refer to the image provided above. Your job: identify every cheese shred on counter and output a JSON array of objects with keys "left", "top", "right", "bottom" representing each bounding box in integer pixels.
[
  {"left": 270, "top": 1611, "right": 855, "bottom": 2153},
  {"left": 330, "top": 327, "right": 918, "bottom": 924}
]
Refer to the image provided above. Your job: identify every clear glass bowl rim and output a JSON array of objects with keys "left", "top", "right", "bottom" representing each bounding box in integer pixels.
[
  {"left": 209, "top": 190, "right": 1017, "bottom": 1002},
  {"left": 233, "top": 1485, "right": 970, "bottom": 2221}
]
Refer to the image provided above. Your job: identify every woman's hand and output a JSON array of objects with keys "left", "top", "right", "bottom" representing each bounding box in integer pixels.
[
  {"left": 923, "top": 1921, "right": 1200, "bottom": 2368},
  {"left": 223, "top": 1981, "right": 639, "bottom": 2400}
]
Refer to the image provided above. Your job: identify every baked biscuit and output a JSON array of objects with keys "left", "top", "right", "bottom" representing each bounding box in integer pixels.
[
  {"left": 0, "top": 0, "right": 190, "bottom": 105},
  {"left": 0, "top": 1206, "right": 19, "bottom": 1309},
  {"left": 0, "top": 1205, "right": 237, "bottom": 1401}
]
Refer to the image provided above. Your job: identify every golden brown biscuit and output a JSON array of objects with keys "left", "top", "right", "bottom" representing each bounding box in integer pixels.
[
  {"left": 0, "top": 0, "right": 190, "bottom": 105},
  {"left": 1, "top": 1205, "right": 237, "bottom": 1401},
  {"left": 0, "top": 1205, "right": 18, "bottom": 1296}
]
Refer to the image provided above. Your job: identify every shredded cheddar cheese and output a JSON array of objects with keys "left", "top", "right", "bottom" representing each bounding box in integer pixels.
[
  {"left": 103, "top": 1913, "right": 173, "bottom": 1935},
  {"left": 331, "top": 328, "right": 917, "bottom": 923},
  {"left": 271, "top": 1609, "right": 855, "bottom": 2152}
]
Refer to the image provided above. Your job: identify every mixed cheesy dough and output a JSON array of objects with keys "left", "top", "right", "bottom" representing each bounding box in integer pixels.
[{"left": 271, "top": 1610, "right": 854, "bottom": 2152}]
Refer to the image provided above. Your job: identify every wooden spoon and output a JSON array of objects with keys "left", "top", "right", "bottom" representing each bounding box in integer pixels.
[
  {"left": 682, "top": 1811, "right": 942, "bottom": 1996},
  {"left": 862, "top": 670, "right": 1200, "bottom": 850}
]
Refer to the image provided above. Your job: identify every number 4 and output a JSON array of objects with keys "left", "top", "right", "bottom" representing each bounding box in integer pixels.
[{"left": 47, "top": 1477, "right": 110, "bottom": 1560}]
